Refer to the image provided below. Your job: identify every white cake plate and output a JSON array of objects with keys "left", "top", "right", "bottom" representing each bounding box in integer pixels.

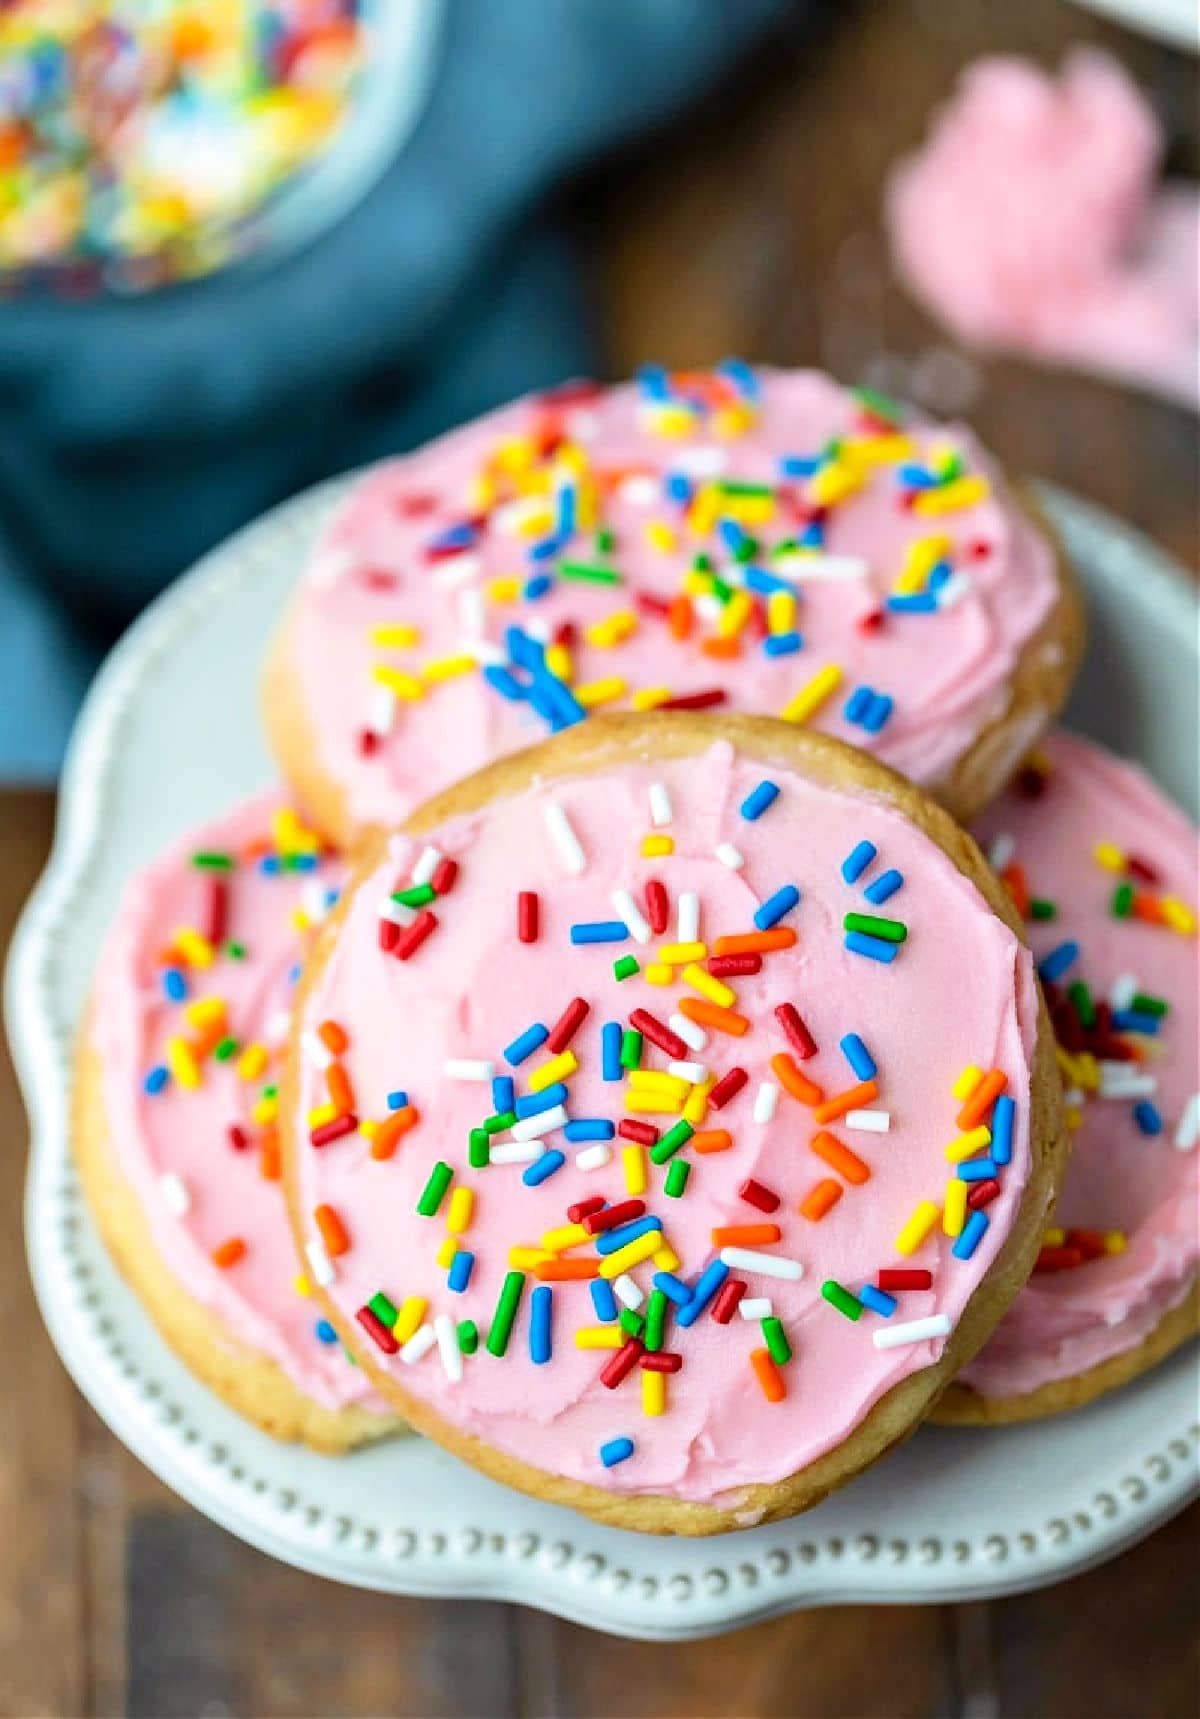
[{"left": 8, "top": 478, "right": 1198, "bottom": 1640}]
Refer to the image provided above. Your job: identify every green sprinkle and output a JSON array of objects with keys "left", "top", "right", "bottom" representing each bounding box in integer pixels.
[
  {"left": 393, "top": 883, "right": 436, "bottom": 908},
  {"left": 770, "top": 536, "right": 799, "bottom": 558},
  {"left": 261, "top": 1084, "right": 277, "bottom": 1100},
  {"left": 644, "top": 1289, "right": 667, "bottom": 1353},
  {"left": 483, "top": 1110, "right": 517, "bottom": 1134},
  {"left": 852, "top": 384, "right": 906, "bottom": 425},
  {"left": 663, "top": 1158, "right": 691, "bottom": 1198},
  {"left": 416, "top": 1161, "right": 453, "bottom": 1217},
  {"left": 1131, "top": 992, "right": 1169, "bottom": 1018},
  {"left": 213, "top": 1036, "right": 239, "bottom": 1062},
  {"left": 762, "top": 1316, "right": 791, "bottom": 1364},
  {"left": 1112, "top": 882, "right": 1134, "bottom": 917},
  {"left": 619, "top": 1028, "right": 643, "bottom": 1071},
  {"left": 559, "top": 560, "right": 621, "bottom": 585},
  {"left": 650, "top": 1119, "right": 694, "bottom": 1166},
  {"left": 693, "top": 553, "right": 714, "bottom": 574},
  {"left": 731, "top": 537, "right": 758, "bottom": 565},
  {"left": 225, "top": 941, "right": 247, "bottom": 960},
  {"left": 595, "top": 528, "right": 616, "bottom": 554},
  {"left": 468, "top": 1129, "right": 491, "bottom": 1169},
  {"left": 619, "top": 1308, "right": 646, "bottom": 1339},
  {"left": 1030, "top": 898, "right": 1057, "bottom": 920},
  {"left": 710, "top": 575, "right": 734, "bottom": 601},
  {"left": 486, "top": 1270, "right": 526, "bottom": 1357},
  {"left": 720, "top": 480, "right": 773, "bottom": 498},
  {"left": 368, "top": 1292, "right": 398, "bottom": 1328},
  {"left": 1068, "top": 981, "right": 1095, "bottom": 1029},
  {"left": 613, "top": 955, "right": 640, "bottom": 982},
  {"left": 821, "top": 1279, "right": 863, "bottom": 1322},
  {"left": 457, "top": 1319, "right": 479, "bottom": 1355},
  {"left": 936, "top": 450, "right": 965, "bottom": 482},
  {"left": 844, "top": 912, "right": 907, "bottom": 943},
  {"left": 191, "top": 851, "right": 234, "bottom": 870},
  {"left": 823, "top": 437, "right": 843, "bottom": 459}
]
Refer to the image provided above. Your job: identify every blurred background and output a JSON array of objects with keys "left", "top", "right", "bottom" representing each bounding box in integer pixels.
[{"left": 1, "top": 2, "right": 1197, "bottom": 1716}]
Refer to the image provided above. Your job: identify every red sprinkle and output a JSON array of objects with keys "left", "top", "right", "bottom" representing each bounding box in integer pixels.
[
  {"left": 227, "top": 1124, "right": 250, "bottom": 1152},
  {"left": 393, "top": 910, "right": 438, "bottom": 960},
  {"left": 1127, "top": 854, "right": 1160, "bottom": 885},
  {"left": 431, "top": 857, "right": 458, "bottom": 895},
  {"left": 775, "top": 1002, "right": 817, "bottom": 1060},
  {"left": 1035, "top": 1246, "right": 1085, "bottom": 1273},
  {"left": 966, "top": 1179, "right": 1001, "bottom": 1210},
  {"left": 738, "top": 1177, "right": 780, "bottom": 1214},
  {"left": 707, "top": 953, "right": 761, "bottom": 978},
  {"left": 708, "top": 1067, "right": 748, "bottom": 1110},
  {"left": 358, "top": 729, "right": 381, "bottom": 757},
  {"left": 583, "top": 1199, "right": 646, "bottom": 1235},
  {"left": 710, "top": 1279, "right": 747, "bottom": 1324},
  {"left": 547, "top": 996, "right": 590, "bottom": 1054},
  {"left": 857, "top": 608, "right": 886, "bottom": 634},
  {"left": 518, "top": 891, "right": 539, "bottom": 943},
  {"left": 310, "top": 1113, "right": 358, "bottom": 1148},
  {"left": 379, "top": 918, "right": 400, "bottom": 953},
  {"left": 567, "top": 1195, "right": 607, "bottom": 1224},
  {"left": 356, "top": 1306, "right": 399, "bottom": 1355},
  {"left": 204, "top": 878, "right": 229, "bottom": 948},
  {"left": 629, "top": 1008, "right": 687, "bottom": 1060},
  {"left": 878, "top": 1268, "right": 932, "bottom": 1291},
  {"left": 645, "top": 879, "right": 669, "bottom": 936},
  {"left": 634, "top": 591, "right": 672, "bottom": 619},
  {"left": 618, "top": 1118, "right": 659, "bottom": 1145},
  {"left": 659, "top": 688, "right": 727, "bottom": 711},
  {"left": 599, "top": 1337, "right": 644, "bottom": 1389},
  {"left": 639, "top": 1351, "right": 683, "bottom": 1373}
]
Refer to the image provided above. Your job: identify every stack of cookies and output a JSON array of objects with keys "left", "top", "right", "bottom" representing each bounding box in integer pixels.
[{"left": 76, "top": 365, "right": 1197, "bottom": 1533}]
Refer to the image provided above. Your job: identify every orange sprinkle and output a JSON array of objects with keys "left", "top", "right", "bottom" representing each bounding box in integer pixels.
[
  {"left": 1132, "top": 893, "right": 1166, "bottom": 925},
  {"left": 667, "top": 595, "right": 694, "bottom": 640},
  {"left": 314, "top": 1204, "right": 350, "bottom": 1256},
  {"left": 711, "top": 1223, "right": 781, "bottom": 1246},
  {"left": 325, "top": 1062, "right": 356, "bottom": 1114},
  {"left": 810, "top": 1130, "right": 870, "bottom": 1185},
  {"left": 750, "top": 1347, "right": 786, "bottom": 1403},
  {"left": 318, "top": 1020, "right": 349, "bottom": 1055},
  {"left": 1000, "top": 861, "right": 1030, "bottom": 919},
  {"left": 677, "top": 997, "right": 750, "bottom": 1037},
  {"left": 533, "top": 1258, "right": 601, "bottom": 1281},
  {"left": 212, "top": 1238, "right": 246, "bottom": 1269},
  {"left": 813, "top": 1079, "right": 879, "bottom": 1125},
  {"left": 691, "top": 1128, "right": 733, "bottom": 1154},
  {"left": 259, "top": 1128, "right": 281, "bottom": 1182},
  {"left": 369, "top": 1104, "right": 420, "bottom": 1160},
  {"left": 712, "top": 928, "right": 797, "bottom": 957},
  {"left": 701, "top": 636, "right": 741, "bottom": 660},
  {"left": 771, "top": 1051, "right": 824, "bottom": 1107},
  {"left": 956, "top": 1068, "right": 1007, "bottom": 1131},
  {"left": 190, "top": 1019, "right": 225, "bottom": 1060},
  {"left": 799, "top": 1179, "right": 843, "bottom": 1221}
]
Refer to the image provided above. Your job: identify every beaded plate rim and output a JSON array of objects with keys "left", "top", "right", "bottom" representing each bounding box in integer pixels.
[{"left": 9, "top": 476, "right": 1199, "bottom": 1639}]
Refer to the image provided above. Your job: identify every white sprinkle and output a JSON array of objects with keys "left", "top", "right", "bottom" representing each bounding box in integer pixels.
[
  {"left": 845, "top": 1108, "right": 891, "bottom": 1133},
  {"left": 1098, "top": 1066, "right": 1157, "bottom": 1099},
  {"left": 777, "top": 552, "right": 869, "bottom": 583},
  {"left": 301, "top": 1028, "right": 334, "bottom": 1071},
  {"left": 488, "top": 1140, "right": 545, "bottom": 1164},
  {"left": 566, "top": 407, "right": 599, "bottom": 441},
  {"left": 431, "top": 552, "right": 481, "bottom": 590},
  {"left": 367, "top": 684, "right": 397, "bottom": 738},
  {"left": 265, "top": 1009, "right": 291, "bottom": 1049},
  {"left": 511, "top": 1104, "right": 569, "bottom": 1141},
  {"left": 158, "top": 1172, "right": 190, "bottom": 1216},
  {"left": 936, "top": 572, "right": 972, "bottom": 609},
  {"left": 988, "top": 832, "right": 1016, "bottom": 871},
  {"left": 695, "top": 593, "right": 722, "bottom": 623},
  {"left": 1109, "top": 973, "right": 1138, "bottom": 1012},
  {"left": 872, "top": 1313, "right": 953, "bottom": 1351},
  {"left": 305, "top": 1240, "right": 336, "bottom": 1288},
  {"left": 443, "top": 1058, "right": 494, "bottom": 1082},
  {"left": 576, "top": 1143, "right": 613, "bottom": 1171},
  {"left": 613, "top": 1273, "right": 644, "bottom": 1310},
  {"left": 619, "top": 474, "right": 658, "bottom": 507},
  {"left": 719, "top": 1247, "right": 803, "bottom": 1280},
  {"left": 738, "top": 1296, "right": 774, "bottom": 1320},
  {"left": 1175, "top": 1093, "right": 1200, "bottom": 1152},
  {"left": 302, "top": 879, "right": 335, "bottom": 925},
  {"left": 524, "top": 617, "right": 552, "bottom": 645},
  {"left": 434, "top": 1313, "right": 463, "bottom": 1383},
  {"left": 411, "top": 845, "right": 442, "bottom": 887},
  {"left": 676, "top": 891, "right": 700, "bottom": 943},
  {"left": 753, "top": 1083, "right": 778, "bottom": 1125},
  {"left": 648, "top": 782, "right": 673, "bottom": 827},
  {"left": 669, "top": 1060, "right": 708, "bottom": 1086},
  {"left": 611, "top": 888, "right": 651, "bottom": 945},
  {"left": 400, "top": 1323, "right": 436, "bottom": 1365},
  {"left": 464, "top": 636, "right": 506, "bottom": 667},
  {"left": 456, "top": 587, "right": 486, "bottom": 636},
  {"left": 715, "top": 842, "right": 745, "bottom": 871},
  {"left": 544, "top": 803, "right": 586, "bottom": 875},
  {"left": 670, "top": 1012, "right": 709, "bottom": 1053},
  {"left": 673, "top": 444, "right": 726, "bottom": 477},
  {"left": 1063, "top": 1087, "right": 1085, "bottom": 1108},
  {"left": 378, "top": 895, "right": 417, "bottom": 928}
]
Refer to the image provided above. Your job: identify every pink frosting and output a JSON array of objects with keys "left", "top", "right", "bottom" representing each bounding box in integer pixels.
[
  {"left": 91, "top": 795, "right": 382, "bottom": 1413},
  {"left": 962, "top": 731, "right": 1198, "bottom": 1400},
  {"left": 887, "top": 51, "right": 1200, "bottom": 410},
  {"left": 292, "top": 740, "right": 1044, "bottom": 1507},
  {"left": 283, "top": 366, "right": 1059, "bottom": 832}
]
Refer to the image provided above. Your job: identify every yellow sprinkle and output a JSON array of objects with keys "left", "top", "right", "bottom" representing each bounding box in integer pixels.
[
  {"left": 599, "top": 1231, "right": 662, "bottom": 1279},
  {"left": 251, "top": 1094, "right": 278, "bottom": 1127},
  {"left": 912, "top": 475, "right": 990, "bottom": 516},
  {"left": 307, "top": 1102, "right": 337, "bottom": 1129},
  {"left": 529, "top": 1050, "right": 579, "bottom": 1093},
  {"left": 951, "top": 1064, "right": 984, "bottom": 1103},
  {"left": 781, "top": 663, "right": 843, "bottom": 724},
  {"left": 683, "top": 1076, "right": 715, "bottom": 1128},
  {"left": 360, "top": 1119, "right": 378, "bottom": 1140},
  {"left": 623, "top": 1092, "right": 684, "bottom": 1116},
  {"left": 632, "top": 686, "right": 672, "bottom": 711},
  {"left": 628, "top": 1070, "right": 690, "bottom": 1097},
  {"left": 393, "top": 1297, "right": 427, "bottom": 1344},
  {"left": 371, "top": 664, "right": 425, "bottom": 700},
  {"left": 541, "top": 1222, "right": 590, "bottom": 1255},
  {"left": 184, "top": 997, "right": 226, "bottom": 1029},
  {"left": 436, "top": 1237, "right": 458, "bottom": 1270},
  {"left": 944, "top": 1126, "right": 993, "bottom": 1164},
  {"left": 644, "top": 964, "right": 674, "bottom": 985},
  {"left": 446, "top": 1187, "right": 475, "bottom": 1235},
  {"left": 687, "top": 483, "right": 721, "bottom": 537},
  {"left": 172, "top": 927, "right": 215, "bottom": 969},
  {"left": 545, "top": 643, "right": 573, "bottom": 681},
  {"left": 166, "top": 1036, "right": 201, "bottom": 1090},
  {"left": 843, "top": 432, "right": 915, "bottom": 466},
  {"left": 682, "top": 568, "right": 717, "bottom": 598},
  {"left": 496, "top": 435, "right": 535, "bottom": 473},
  {"left": 658, "top": 941, "right": 707, "bottom": 965},
  {"left": 1103, "top": 1230, "right": 1127, "bottom": 1256},
  {"left": 1043, "top": 1227, "right": 1065, "bottom": 1248},
  {"left": 508, "top": 1246, "right": 550, "bottom": 1271},
  {"left": 1162, "top": 896, "right": 1197, "bottom": 934},
  {"left": 652, "top": 1244, "right": 681, "bottom": 1273},
  {"left": 1093, "top": 840, "right": 1126, "bottom": 872},
  {"left": 648, "top": 403, "right": 698, "bottom": 439},
  {"left": 370, "top": 622, "right": 420, "bottom": 648},
  {"left": 293, "top": 1274, "right": 312, "bottom": 1299},
  {"left": 1055, "top": 1046, "right": 1084, "bottom": 1087},
  {"left": 623, "top": 1144, "right": 647, "bottom": 1195},
  {"left": 713, "top": 402, "right": 756, "bottom": 439},
  {"left": 237, "top": 1043, "right": 268, "bottom": 1081},
  {"left": 421, "top": 654, "right": 477, "bottom": 684},
  {"left": 574, "top": 677, "right": 628, "bottom": 710},
  {"left": 721, "top": 492, "right": 775, "bottom": 525},
  {"left": 1076, "top": 1052, "right": 1100, "bottom": 1092},
  {"left": 644, "top": 520, "right": 677, "bottom": 553},
  {"left": 642, "top": 1369, "right": 667, "bottom": 1417},
  {"left": 486, "top": 576, "right": 522, "bottom": 603},
  {"left": 585, "top": 610, "right": 638, "bottom": 649},
  {"left": 716, "top": 589, "right": 754, "bottom": 639},
  {"left": 895, "top": 1200, "right": 941, "bottom": 1256},
  {"left": 682, "top": 963, "right": 735, "bottom": 1008},
  {"left": 943, "top": 1179, "right": 969, "bottom": 1238},
  {"left": 642, "top": 834, "right": 675, "bottom": 857},
  {"left": 468, "top": 473, "right": 496, "bottom": 511},
  {"left": 896, "top": 533, "right": 952, "bottom": 595},
  {"left": 767, "top": 589, "right": 796, "bottom": 634},
  {"left": 575, "top": 1326, "right": 624, "bottom": 1350},
  {"left": 1066, "top": 1105, "right": 1084, "bottom": 1131},
  {"left": 291, "top": 907, "right": 312, "bottom": 933},
  {"left": 808, "top": 460, "right": 865, "bottom": 508}
]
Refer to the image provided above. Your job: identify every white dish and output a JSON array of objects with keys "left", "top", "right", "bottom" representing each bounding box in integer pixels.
[
  {"left": 1067, "top": 0, "right": 1198, "bottom": 52},
  {"left": 8, "top": 479, "right": 1198, "bottom": 1639}
]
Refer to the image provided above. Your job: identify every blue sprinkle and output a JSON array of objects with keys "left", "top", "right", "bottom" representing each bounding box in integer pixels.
[
  {"left": 595, "top": 1216, "right": 662, "bottom": 1255},
  {"left": 845, "top": 931, "right": 899, "bottom": 963},
  {"left": 515, "top": 1084, "right": 568, "bottom": 1120},
  {"left": 556, "top": 484, "right": 576, "bottom": 537},
  {"left": 527, "top": 534, "right": 562, "bottom": 564},
  {"left": 927, "top": 560, "right": 953, "bottom": 591},
  {"left": 840, "top": 1033, "right": 877, "bottom": 1081},
  {"left": 484, "top": 665, "right": 526, "bottom": 702},
  {"left": 1133, "top": 1100, "right": 1163, "bottom": 1137},
  {"left": 538, "top": 672, "right": 587, "bottom": 729},
  {"left": 523, "top": 1149, "right": 566, "bottom": 1186},
  {"left": 799, "top": 521, "right": 825, "bottom": 548},
  {"left": 857, "top": 1285, "right": 896, "bottom": 1318},
  {"left": 590, "top": 1279, "right": 618, "bottom": 1322},
  {"left": 957, "top": 1157, "right": 999, "bottom": 1182},
  {"left": 862, "top": 693, "right": 893, "bottom": 734},
  {"left": 143, "top": 1065, "right": 168, "bottom": 1095},
  {"left": 1038, "top": 941, "right": 1080, "bottom": 984},
  {"left": 506, "top": 625, "right": 545, "bottom": 670},
  {"left": 523, "top": 573, "right": 555, "bottom": 601},
  {"left": 740, "top": 780, "right": 780, "bottom": 822},
  {"left": 429, "top": 522, "right": 476, "bottom": 551},
  {"left": 529, "top": 1286, "right": 553, "bottom": 1364},
  {"left": 717, "top": 357, "right": 760, "bottom": 399},
  {"left": 600, "top": 1436, "right": 634, "bottom": 1468},
  {"left": 844, "top": 685, "right": 873, "bottom": 726},
  {"left": 386, "top": 1090, "right": 409, "bottom": 1111},
  {"left": 886, "top": 592, "right": 938, "bottom": 613},
  {"left": 491, "top": 1075, "right": 515, "bottom": 1114},
  {"left": 779, "top": 453, "right": 822, "bottom": 478},
  {"left": 601, "top": 1021, "right": 623, "bottom": 1082},
  {"left": 991, "top": 1095, "right": 1015, "bottom": 1165},
  {"left": 564, "top": 1119, "right": 615, "bottom": 1142},
  {"left": 315, "top": 1319, "right": 339, "bottom": 1345},
  {"left": 570, "top": 920, "right": 630, "bottom": 944},
  {"left": 754, "top": 884, "right": 800, "bottom": 930},
  {"left": 291, "top": 853, "right": 319, "bottom": 873},
  {"left": 162, "top": 967, "right": 187, "bottom": 1002},
  {"left": 1111, "top": 1009, "right": 1160, "bottom": 1036},
  {"left": 841, "top": 840, "right": 877, "bottom": 883},
  {"left": 287, "top": 963, "right": 302, "bottom": 986},
  {"left": 665, "top": 471, "right": 692, "bottom": 505},
  {"left": 638, "top": 363, "right": 670, "bottom": 399},
  {"left": 952, "top": 1210, "right": 990, "bottom": 1261},
  {"left": 447, "top": 1250, "right": 476, "bottom": 1292},
  {"left": 897, "top": 463, "right": 938, "bottom": 489},
  {"left": 675, "top": 1260, "right": 730, "bottom": 1328},
  {"left": 864, "top": 868, "right": 904, "bottom": 905},
  {"left": 652, "top": 1271, "right": 692, "bottom": 1307},
  {"left": 763, "top": 630, "right": 803, "bottom": 656},
  {"left": 744, "top": 565, "right": 792, "bottom": 596},
  {"left": 504, "top": 1022, "right": 548, "bottom": 1066},
  {"left": 719, "top": 518, "right": 748, "bottom": 553},
  {"left": 259, "top": 854, "right": 282, "bottom": 875}
]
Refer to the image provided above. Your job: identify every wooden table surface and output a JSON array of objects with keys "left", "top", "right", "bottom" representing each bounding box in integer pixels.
[{"left": 3, "top": 2, "right": 1198, "bottom": 1715}]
